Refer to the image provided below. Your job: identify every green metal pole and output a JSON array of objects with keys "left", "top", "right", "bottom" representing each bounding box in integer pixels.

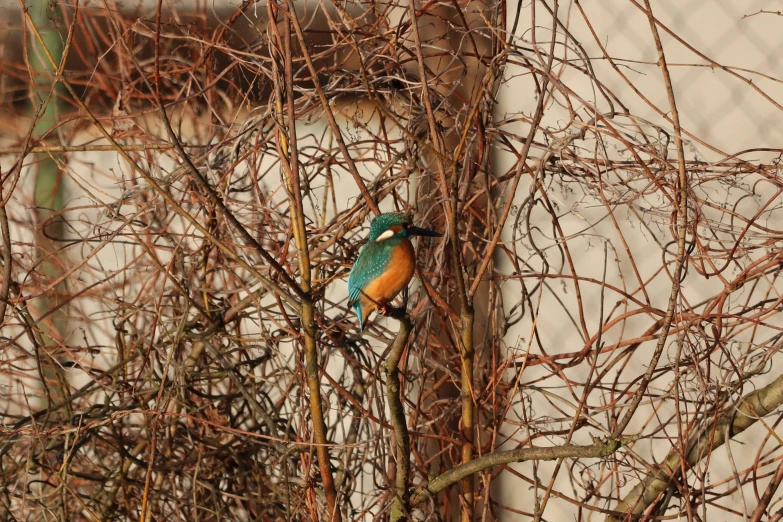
[{"left": 28, "top": 0, "right": 69, "bottom": 412}]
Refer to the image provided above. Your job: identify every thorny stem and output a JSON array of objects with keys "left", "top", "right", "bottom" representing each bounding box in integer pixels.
[
  {"left": 458, "top": 309, "right": 475, "bottom": 521},
  {"left": 268, "top": 8, "right": 341, "bottom": 520},
  {"left": 610, "top": 0, "right": 690, "bottom": 439},
  {"left": 606, "top": 10, "right": 690, "bottom": 518},
  {"left": 0, "top": 205, "right": 11, "bottom": 326},
  {"left": 446, "top": 126, "right": 475, "bottom": 520},
  {"left": 406, "top": 0, "right": 479, "bottom": 510}
]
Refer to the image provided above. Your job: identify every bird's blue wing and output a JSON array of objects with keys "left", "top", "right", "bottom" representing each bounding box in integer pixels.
[{"left": 347, "top": 242, "right": 390, "bottom": 305}]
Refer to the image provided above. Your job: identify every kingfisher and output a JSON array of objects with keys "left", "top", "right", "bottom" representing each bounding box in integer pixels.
[{"left": 347, "top": 212, "right": 442, "bottom": 331}]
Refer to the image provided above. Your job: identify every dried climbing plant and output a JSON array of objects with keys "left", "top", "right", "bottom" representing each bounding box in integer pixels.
[{"left": 1, "top": 0, "right": 783, "bottom": 520}]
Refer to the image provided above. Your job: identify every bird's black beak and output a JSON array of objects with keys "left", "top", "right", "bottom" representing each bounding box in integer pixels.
[{"left": 408, "top": 226, "right": 442, "bottom": 238}]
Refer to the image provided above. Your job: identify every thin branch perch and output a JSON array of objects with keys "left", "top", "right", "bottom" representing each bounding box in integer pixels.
[{"left": 383, "top": 309, "right": 414, "bottom": 522}]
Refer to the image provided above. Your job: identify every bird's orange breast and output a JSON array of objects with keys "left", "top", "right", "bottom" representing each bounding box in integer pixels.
[{"left": 362, "top": 239, "right": 416, "bottom": 305}]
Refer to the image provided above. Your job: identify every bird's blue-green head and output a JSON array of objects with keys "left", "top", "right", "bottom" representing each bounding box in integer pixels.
[{"left": 367, "top": 212, "right": 442, "bottom": 242}]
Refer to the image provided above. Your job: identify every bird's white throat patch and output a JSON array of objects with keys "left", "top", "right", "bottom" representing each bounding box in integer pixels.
[{"left": 375, "top": 229, "right": 396, "bottom": 242}]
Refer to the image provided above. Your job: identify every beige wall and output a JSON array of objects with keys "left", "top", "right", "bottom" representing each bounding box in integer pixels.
[{"left": 1, "top": 0, "right": 782, "bottom": 520}]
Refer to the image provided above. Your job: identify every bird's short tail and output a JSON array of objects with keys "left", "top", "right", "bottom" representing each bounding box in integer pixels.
[{"left": 352, "top": 302, "right": 370, "bottom": 332}]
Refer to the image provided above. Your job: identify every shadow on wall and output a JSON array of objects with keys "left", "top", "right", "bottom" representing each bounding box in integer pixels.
[{"left": 0, "top": 0, "right": 372, "bottom": 136}]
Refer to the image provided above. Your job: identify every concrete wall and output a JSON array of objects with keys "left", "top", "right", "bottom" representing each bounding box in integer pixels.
[{"left": 1, "top": 0, "right": 782, "bottom": 520}]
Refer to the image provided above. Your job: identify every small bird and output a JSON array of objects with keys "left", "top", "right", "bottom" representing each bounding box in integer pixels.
[{"left": 347, "top": 212, "right": 442, "bottom": 331}]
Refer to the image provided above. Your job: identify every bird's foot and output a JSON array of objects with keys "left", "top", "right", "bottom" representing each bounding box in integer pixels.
[{"left": 377, "top": 302, "right": 406, "bottom": 319}]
